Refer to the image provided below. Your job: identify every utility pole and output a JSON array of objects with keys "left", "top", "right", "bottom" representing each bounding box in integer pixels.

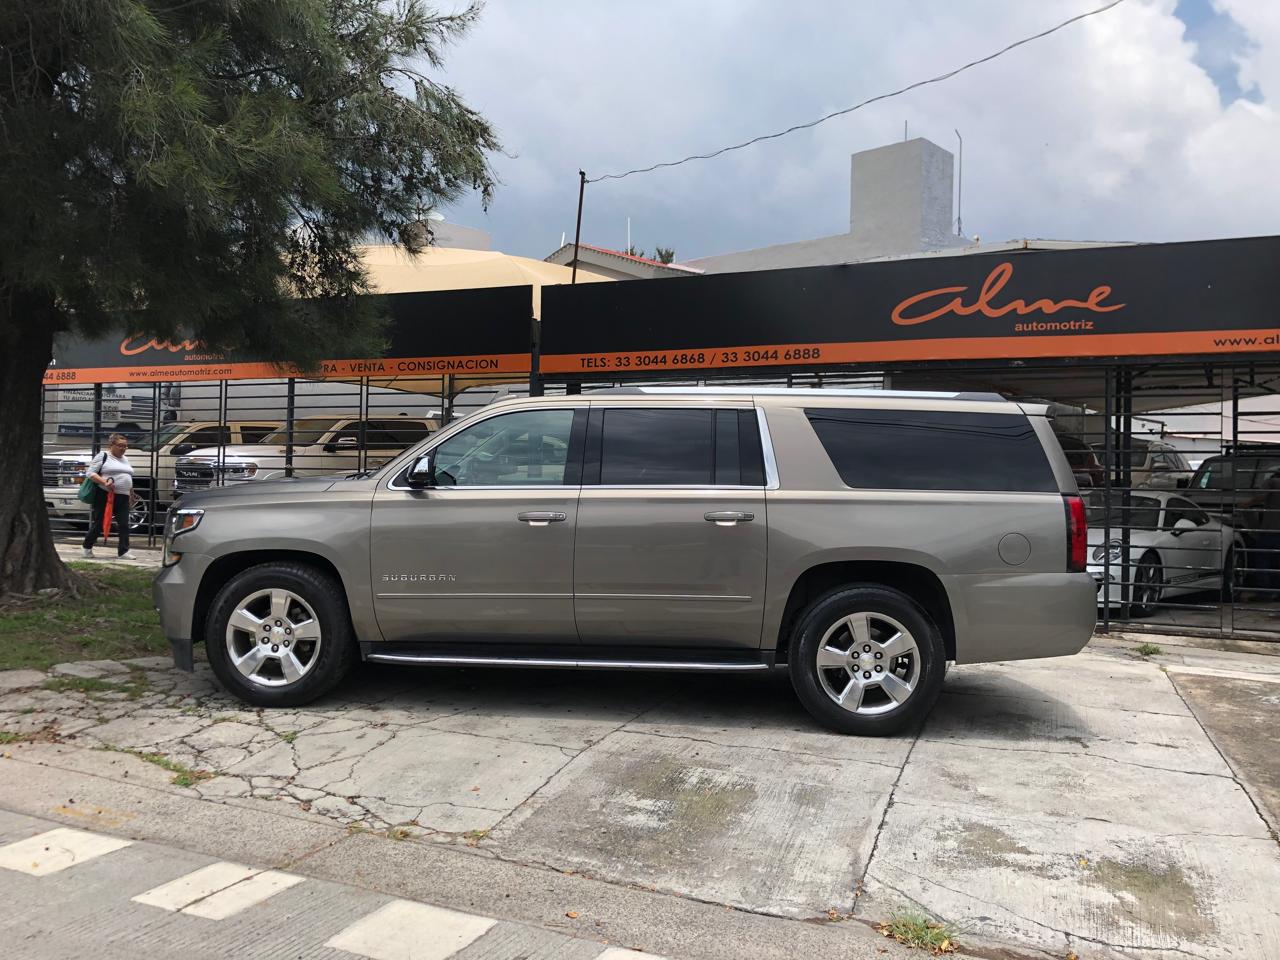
[
  {"left": 571, "top": 170, "right": 586, "bottom": 284},
  {"left": 954, "top": 129, "right": 964, "bottom": 237}
]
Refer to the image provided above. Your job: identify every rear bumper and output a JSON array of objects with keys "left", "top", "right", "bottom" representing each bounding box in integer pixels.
[{"left": 948, "top": 571, "right": 1097, "bottom": 664}]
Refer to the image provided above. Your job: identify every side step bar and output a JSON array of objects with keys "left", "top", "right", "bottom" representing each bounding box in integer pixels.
[{"left": 365, "top": 652, "right": 771, "bottom": 672}]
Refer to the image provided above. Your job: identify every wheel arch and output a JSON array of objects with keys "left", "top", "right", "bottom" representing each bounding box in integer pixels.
[
  {"left": 774, "top": 560, "right": 956, "bottom": 663},
  {"left": 193, "top": 550, "right": 348, "bottom": 646}
]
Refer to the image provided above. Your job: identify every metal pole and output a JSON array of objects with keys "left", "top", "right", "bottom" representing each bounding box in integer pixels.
[
  {"left": 284, "top": 378, "right": 296, "bottom": 478},
  {"left": 571, "top": 170, "right": 586, "bottom": 285},
  {"left": 1102, "top": 366, "right": 1112, "bottom": 632},
  {"left": 149, "top": 382, "right": 160, "bottom": 546},
  {"left": 91, "top": 383, "right": 103, "bottom": 456},
  {"left": 954, "top": 129, "right": 964, "bottom": 236},
  {"left": 528, "top": 317, "right": 543, "bottom": 397}
]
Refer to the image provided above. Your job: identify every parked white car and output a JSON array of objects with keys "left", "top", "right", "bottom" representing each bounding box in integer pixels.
[
  {"left": 43, "top": 420, "right": 280, "bottom": 531},
  {"left": 1086, "top": 489, "right": 1243, "bottom": 616},
  {"left": 173, "top": 416, "right": 436, "bottom": 493}
]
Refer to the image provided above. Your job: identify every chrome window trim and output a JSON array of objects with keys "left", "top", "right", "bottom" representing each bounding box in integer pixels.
[{"left": 756, "top": 406, "right": 781, "bottom": 490}]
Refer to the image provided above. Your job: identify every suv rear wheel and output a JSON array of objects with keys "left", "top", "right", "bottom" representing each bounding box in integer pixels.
[
  {"left": 788, "top": 585, "right": 946, "bottom": 736},
  {"left": 206, "top": 563, "right": 356, "bottom": 707}
]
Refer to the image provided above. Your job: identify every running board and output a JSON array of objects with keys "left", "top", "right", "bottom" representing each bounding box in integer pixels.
[{"left": 365, "top": 652, "right": 771, "bottom": 672}]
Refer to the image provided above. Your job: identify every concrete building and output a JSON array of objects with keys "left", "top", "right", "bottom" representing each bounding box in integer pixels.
[
  {"left": 684, "top": 137, "right": 970, "bottom": 274},
  {"left": 543, "top": 242, "right": 703, "bottom": 281}
]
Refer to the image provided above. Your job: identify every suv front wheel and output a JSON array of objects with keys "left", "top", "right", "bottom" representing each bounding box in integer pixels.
[
  {"left": 789, "top": 585, "right": 947, "bottom": 736},
  {"left": 206, "top": 563, "right": 357, "bottom": 707}
]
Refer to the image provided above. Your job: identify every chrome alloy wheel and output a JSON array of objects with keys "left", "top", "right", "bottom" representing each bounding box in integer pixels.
[
  {"left": 225, "top": 588, "right": 322, "bottom": 687},
  {"left": 815, "top": 612, "right": 920, "bottom": 715}
]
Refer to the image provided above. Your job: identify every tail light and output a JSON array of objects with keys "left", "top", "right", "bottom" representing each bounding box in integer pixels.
[{"left": 1064, "top": 495, "right": 1087, "bottom": 572}]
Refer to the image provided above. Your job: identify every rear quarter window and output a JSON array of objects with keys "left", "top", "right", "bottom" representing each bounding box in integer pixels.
[{"left": 805, "top": 408, "right": 1058, "bottom": 492}]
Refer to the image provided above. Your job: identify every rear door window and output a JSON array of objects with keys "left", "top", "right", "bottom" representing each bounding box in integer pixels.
[
  {"left": 599, "top": 409, "right": 713, "bottom": 485},
  {"left": 805, "top": 408, "right": 1057, "bottom": 492}
]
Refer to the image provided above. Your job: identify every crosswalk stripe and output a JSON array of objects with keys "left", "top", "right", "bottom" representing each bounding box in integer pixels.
[
  {"left": 132, "top": 861, "right": 258, "bottom": 911},
  {"left": 182, "top": 869, "right": 305, "bottom": 920},
  {"left": 0, "top": 827, "right": 132, "bottom": 877},
  {"left": 594, "top": 949, "right": 669, "bottom": 960},
  {"left": 325, "top": 899, "right": 497, "bottom": 960}
]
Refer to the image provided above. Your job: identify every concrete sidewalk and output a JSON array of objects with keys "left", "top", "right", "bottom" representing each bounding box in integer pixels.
[{"left": 2, "top": 637, "right": 1279, "bottom": 959}]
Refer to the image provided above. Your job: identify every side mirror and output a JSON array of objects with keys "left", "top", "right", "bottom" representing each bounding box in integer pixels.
[
  {"left": 406, "top": 453, "right": 436, "bottom": 488},
  {"left": 323, "top": 436, "right": 359, "bottom": 454},
  {"left": 1171, "top": 517, "right": 1197, "bottom": 536},
  {"left": 171, "top": 443, "right": 195, "bottom": 456}
]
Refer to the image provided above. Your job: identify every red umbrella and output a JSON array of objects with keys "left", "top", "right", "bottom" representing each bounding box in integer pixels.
[{"left": 102, "top": 491, "right": 114, "bottom": 540}]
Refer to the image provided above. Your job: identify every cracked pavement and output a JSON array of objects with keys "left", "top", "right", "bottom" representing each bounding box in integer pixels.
[{"left": 2, "top": 639, "right": 1280, "bottom": 960}]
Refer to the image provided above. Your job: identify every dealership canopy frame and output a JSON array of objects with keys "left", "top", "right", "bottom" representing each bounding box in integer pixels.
[{"left": 41, "top": 235, "right": 1280, "bottom": 641}]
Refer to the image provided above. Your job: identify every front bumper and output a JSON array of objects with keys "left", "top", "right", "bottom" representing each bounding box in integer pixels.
[
  {"left": 44, "top": 487, "right": 90, "bottom": 519},
  {"left": 153, "top": 552, "right": 214, "bottom": 672},
  {"left": 1089, "top": 568, "right": 1125, "bottom": 609}
]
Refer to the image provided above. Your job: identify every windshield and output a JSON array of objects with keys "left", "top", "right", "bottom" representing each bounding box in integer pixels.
[
  {"left": 260, "top": 418, "right": 343, "bottom": 447},
  {"left": 1191, "top": 458, "right": 1235, "bottom": 490},
  {"left": 131, "top": 422, "right": 187, "bottom": 452},
  {"left": 1084, "top": 491, "right": 1161, "bottom": 531}
]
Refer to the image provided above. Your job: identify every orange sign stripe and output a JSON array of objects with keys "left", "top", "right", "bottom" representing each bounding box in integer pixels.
[
  {"left": 44, "top": 353, "right": 532, "bottom": 385},
  {"left": 539, "top": 329, "right": 1280, "bottom": 374}
]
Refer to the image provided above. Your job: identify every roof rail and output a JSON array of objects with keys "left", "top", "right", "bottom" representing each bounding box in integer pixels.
[{"left": 585, "top": 386, "right": 1008, "bottom": 402}]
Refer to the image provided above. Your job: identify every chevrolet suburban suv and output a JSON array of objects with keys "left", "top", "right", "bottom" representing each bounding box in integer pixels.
[
  {"left": 172, "top": 415, "right": 436, "bottom": 494},
  {"left": 153, "top": 388, "right": 1095, "bottom": 735}
]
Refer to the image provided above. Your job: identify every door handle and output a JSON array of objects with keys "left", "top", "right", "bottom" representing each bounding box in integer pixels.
[
  {"left": 704, "top": 510, "right": 754, "bottom": 526},
  {"left": 518, "top": 511, "right": 567, "bottom": 526}
]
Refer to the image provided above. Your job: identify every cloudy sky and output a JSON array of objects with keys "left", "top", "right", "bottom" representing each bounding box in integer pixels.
[{"left": 434, "top": 0, "right": 1276, "bottom": 263}]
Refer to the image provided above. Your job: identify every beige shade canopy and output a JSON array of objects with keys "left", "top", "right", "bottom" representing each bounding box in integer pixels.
[
  {"left": 354, "top": 244, "right": 612, "bottom": 396},
  {"left": 360, "top": 244, "right": 611, "bottom": 314}
]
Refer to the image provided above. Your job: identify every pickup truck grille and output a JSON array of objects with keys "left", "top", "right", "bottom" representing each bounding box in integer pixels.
[
  {"left": 42, "top": 460, "right": 60, "bottom": 486},
  {"left": 175, "top": 464, "right": 216, "bottom": 492}
]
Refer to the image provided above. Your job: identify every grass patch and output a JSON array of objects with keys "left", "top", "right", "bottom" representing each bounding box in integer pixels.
[
  {"left": 1136, "top": 642, "right": 1163, "bottom": 657},
  {"left": 0, "top": 731, "right": 24, "bottom": 744},
  {"left": 0, "top": 563, "right": 165, "bottom": 671},
  {"left": 43, "top": 671, "right": 149, "bottom": 701},
  {"left": 877, "top": 912, "right": 958, "bottom": 953},
  {"left": 107, "top": 747, "right": 213, "bottom": 788}
]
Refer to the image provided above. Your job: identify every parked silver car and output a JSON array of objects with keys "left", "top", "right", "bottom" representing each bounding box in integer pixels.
[
  {"left": 1086, "top": 489, "right": 1242, "bottom": 616},
  {"left": 153, "top": 388, "right": 1096, "bottom": 736}
]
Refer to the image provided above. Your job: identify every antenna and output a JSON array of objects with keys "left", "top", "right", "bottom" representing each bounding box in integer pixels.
[
  {"left": 903, "top": 120, "right": 908, "bottom": 142},
  {"left": 626, "top": 216, "right": 631, "bottom": 254},
  {"left": 954, "top": 128, "right": 964, "bottom": 237}
]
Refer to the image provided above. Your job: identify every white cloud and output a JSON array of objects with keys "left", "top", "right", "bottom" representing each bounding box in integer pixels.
[{"left": 435, "top": 0, "right": 1280, "bottom": 259}]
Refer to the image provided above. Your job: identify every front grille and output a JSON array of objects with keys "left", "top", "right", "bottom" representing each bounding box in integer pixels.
[
  {"left": 175, "top": 464, "right": 215, "bottom": 491},
  {"left": 42, "top": 460, "right": 59, "bottom": 486}
]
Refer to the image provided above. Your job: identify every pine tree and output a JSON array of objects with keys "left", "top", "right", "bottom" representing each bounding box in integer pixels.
[{"left": 0, "top": 0, "right": 498, "bottom": 596}]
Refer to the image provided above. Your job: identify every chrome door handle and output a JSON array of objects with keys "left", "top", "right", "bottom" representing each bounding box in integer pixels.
[
  {"left": 704, "top": 511, "right": 754, "bottom": 526},
  {"left": 518, "top": 511, "right": 567, "bottom": 526}
]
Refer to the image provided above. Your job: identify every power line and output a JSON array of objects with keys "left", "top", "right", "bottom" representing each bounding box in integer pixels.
[{"left": 587, "top": 0, "right": 1127, "bottom": 184}]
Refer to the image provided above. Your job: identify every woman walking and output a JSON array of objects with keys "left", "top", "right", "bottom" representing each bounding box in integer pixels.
[{"left": 81, "top": 433, "right": 138, "bottom": 560}]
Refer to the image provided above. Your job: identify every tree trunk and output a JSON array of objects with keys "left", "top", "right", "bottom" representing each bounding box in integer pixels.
[{"left": 0, "top": 289, "right": 77, "bottom": 597}]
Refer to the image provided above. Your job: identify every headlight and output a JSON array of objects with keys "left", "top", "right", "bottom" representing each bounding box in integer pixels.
[
  {"left": 218, "top": 462, "right": 258, "bottom": 479},
  {"left": 163, "top": 508, "right": 204, "bottom": 566},
  {"left": 62, "top": 460, "right": 89, "bottom": 485},
  {"left": 1091, "top": 540, "right": 1124, "bottom": 563}
]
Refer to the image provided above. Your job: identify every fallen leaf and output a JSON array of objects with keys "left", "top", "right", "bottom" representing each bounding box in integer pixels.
[{"left": 565, "top": 911, "right": 579, "bottom": 919}]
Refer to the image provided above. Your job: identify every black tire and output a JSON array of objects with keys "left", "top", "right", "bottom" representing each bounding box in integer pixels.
[
  {"left": 1131, "top": 552, "right": 1163, "bottom": 618},
  {"left": 1222, "top": 547, "right": 1241, "bottom": 602},
  {"left": 205, "top": 562, "right": 357, "bottom": 707},
  {"left": 788, "top": 584, "right": 947, "bottom": 736}
]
